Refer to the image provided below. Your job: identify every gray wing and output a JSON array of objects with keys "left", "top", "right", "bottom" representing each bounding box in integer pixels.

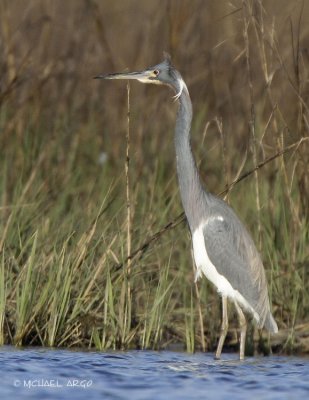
[{"left": 202, "top": 213, "right": 270, "bottom": 328}]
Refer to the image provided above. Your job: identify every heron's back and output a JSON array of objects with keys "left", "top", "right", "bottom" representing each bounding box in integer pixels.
[{"left": 192, "top": 193, "right": 278, "bottom": 333}]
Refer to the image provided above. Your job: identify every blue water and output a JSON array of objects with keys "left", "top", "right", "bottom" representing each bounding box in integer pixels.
[{"left": 0, "top": 346, "right": 308, "bottom": 399}]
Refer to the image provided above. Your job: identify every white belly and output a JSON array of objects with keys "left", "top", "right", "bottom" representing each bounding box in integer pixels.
[
  {"left": 192, "top": 225, "right": 236, "bottom": 297},
  {"left": 192, "top": 223, "right": 259, "bottom": 320}
]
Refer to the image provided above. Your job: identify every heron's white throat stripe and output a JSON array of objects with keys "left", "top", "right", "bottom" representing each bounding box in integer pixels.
[{"left": 173, "top": 77, "right": 187, "bottom": 100}]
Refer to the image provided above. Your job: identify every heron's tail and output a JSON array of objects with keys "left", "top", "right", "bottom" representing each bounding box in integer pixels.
[{"left": 263, "top": 312, "right": 278, "bottom": 334}]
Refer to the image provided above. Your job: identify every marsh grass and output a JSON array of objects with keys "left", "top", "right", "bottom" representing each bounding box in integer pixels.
[{"left": 0, "top": 0, "right": 308, "bottom": 354}]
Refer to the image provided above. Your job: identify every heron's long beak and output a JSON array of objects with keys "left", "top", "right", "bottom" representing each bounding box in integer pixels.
[{"left": 94, "top": 70, "right": 153, "bottom": 83}]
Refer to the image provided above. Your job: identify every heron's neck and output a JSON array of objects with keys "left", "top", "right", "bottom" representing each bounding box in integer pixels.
[{"left": 174, "top": 86, "right": 205, "bottom": 230}]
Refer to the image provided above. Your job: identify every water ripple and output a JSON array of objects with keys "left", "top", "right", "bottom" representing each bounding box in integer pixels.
[{"left": 0, "top": 346, "right": 308, "bottom": 399}]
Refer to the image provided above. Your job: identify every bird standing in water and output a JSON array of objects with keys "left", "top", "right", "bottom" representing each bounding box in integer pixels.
[{"left": 95, "top": 54, "right": 278, "bottom": 359}]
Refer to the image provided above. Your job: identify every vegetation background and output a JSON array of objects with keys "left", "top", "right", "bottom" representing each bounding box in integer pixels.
[{"left": 0, "top": 0, "right": 308, "bottom": 355}]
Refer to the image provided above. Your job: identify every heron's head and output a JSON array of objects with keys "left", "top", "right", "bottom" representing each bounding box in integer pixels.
[{"left": 95, "top": 53, "right": 186, "bottom": 99}]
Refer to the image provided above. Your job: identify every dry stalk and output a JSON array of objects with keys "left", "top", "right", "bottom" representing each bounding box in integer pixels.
[
  {"left": 243, "top": 0, "right": 262, "bottom": 248},
  {"left": 122, "top": 82, "right": 132, "bottom": 343},
  {"left": 215, "top": 117, "right": 229, "bottom": 203},
  {"left": 126, "top": 83, "right": 132, "bottom": 276}
]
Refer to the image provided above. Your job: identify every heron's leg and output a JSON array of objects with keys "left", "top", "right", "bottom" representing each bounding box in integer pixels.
[
  {"left": 234, "top": 302, "right": 247, "bottom": 360},
  {"left": 215, "top": 296, "right": 228, "bottom": 360}
]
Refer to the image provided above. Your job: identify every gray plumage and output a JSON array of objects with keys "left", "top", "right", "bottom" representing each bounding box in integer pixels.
[{"left": 95, "top": 54, "right": 278, "bottom": 359}]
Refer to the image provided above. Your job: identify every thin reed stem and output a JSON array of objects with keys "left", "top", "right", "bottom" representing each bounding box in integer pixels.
[
  {"left": 126, "top": 83, "right": 132, "bottom": 273},
  {"left": 243, "top": 1, "right": 262, "bottom": 247},
  {"left": 124, "top": 82, "right": 132, "bottom": 344}
]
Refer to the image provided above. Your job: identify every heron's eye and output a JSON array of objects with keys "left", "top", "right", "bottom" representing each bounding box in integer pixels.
[{"left": 153, "top": 70, "right": 159, "bottom": 76}]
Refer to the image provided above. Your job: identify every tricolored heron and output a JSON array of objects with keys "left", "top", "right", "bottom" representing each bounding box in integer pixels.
[{"left": 95, "top": 54, "right": 278, "bottom": 359}]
